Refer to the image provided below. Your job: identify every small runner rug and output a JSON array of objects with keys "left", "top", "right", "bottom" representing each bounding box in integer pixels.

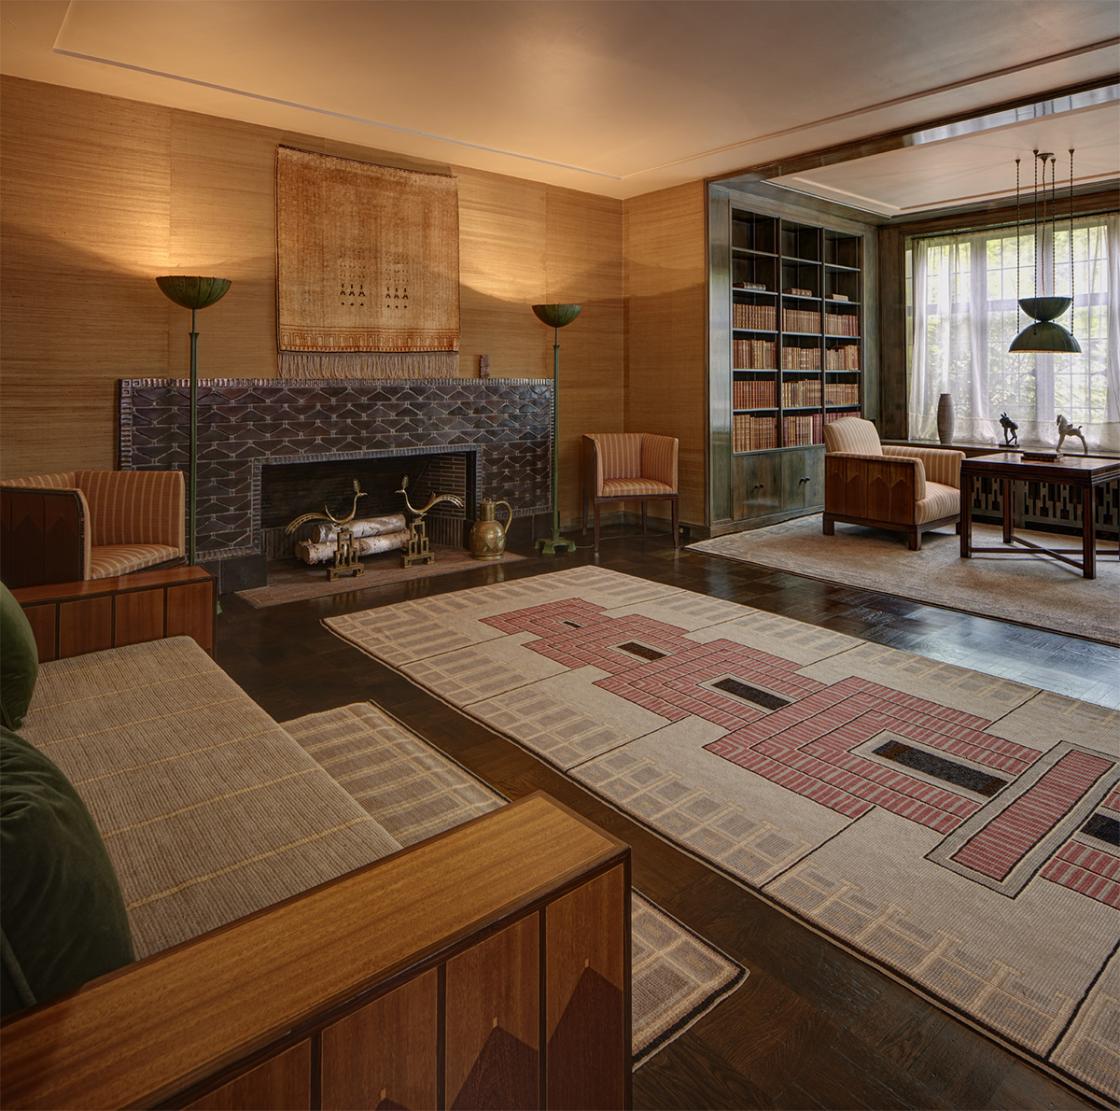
[
  {"left": 688, "top": 514, "right": 1120, "bottom": 645},
  {"left": 323, "top": 565, "right": 1120, "bottom": 1101},
  {"left": 283, "top": 700, "right": 746, "bottom": 1068}
]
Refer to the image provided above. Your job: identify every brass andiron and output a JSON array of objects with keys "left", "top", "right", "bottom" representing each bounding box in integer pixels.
[
  {"left": 469, "top": 497, "right": 512, "bottom": 560},
  {"left": 397, "top": 475, "right": 465, "bottom": 567},
  {"left": 286, "top": 479, "right": 368, "bottom": 580}
]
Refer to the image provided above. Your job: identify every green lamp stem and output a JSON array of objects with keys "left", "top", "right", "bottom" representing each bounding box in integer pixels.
[{"left": 188, "top": 306, "right": 198, "bottom": 565}]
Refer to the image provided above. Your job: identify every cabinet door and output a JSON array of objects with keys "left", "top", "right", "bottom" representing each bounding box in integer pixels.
[
  {"left": 732, "top": 454, "right": 783, "bottom": 520},
  {"left": 444, "top": 915, "right": 539, "bottom": 1110},
  {"left": 781, "top": 447, "right": 825, "bottom": 511},
  {"left": 321, "top": 970, "right": 438, "bottom": 1110},
  {"left": 546, "top": 866, "right": 629, "bottom": 1110},
  {"left": 185, "top": 1041, "right": 310, "bottom": 1110}
]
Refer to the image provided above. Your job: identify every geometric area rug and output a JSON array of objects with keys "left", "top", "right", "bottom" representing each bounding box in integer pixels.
[
  {"left": 324, "top": 566, "right": 1120, "bottom": 1101},
  {"left": 281, "top": 699, "right": 746, "bottom": 1069}
]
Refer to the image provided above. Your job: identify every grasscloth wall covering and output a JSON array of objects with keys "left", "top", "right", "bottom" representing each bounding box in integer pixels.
[
  {"left": 0, "top": 77, "right": 624, "bottom": 524},
  {"left": 623, "top": 183, "right": 708, "bottom": 524}
]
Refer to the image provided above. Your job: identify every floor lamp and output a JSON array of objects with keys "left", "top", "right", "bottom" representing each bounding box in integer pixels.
[
  {"left": 531, "top": 303, "right": 581, "bottom": 555},
  {"left": 155, "top": 276, "right": 232, "bottom": 565}
]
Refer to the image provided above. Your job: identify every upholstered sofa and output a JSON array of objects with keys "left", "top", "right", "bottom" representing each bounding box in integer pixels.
[
  {"left": 0, "top": 470, "right": 185, "bottom": 587},
  {"left": 822, "top": 417, "right": 965, "bottom": 550},
  {"left": 1, "top": 633, "right": 630, "bottom": 1108}
]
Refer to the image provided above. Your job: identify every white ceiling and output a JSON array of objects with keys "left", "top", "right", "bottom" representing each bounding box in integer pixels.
[
  {"left": 772, "top": 100, "right": 1120, "bottom": 216},
  {"left": 1, "top": 0, "right": 1118, "bottom": 203}
]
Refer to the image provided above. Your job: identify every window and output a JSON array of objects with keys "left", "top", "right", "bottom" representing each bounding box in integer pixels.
[{"left": 906, "top": 214, "right": 1120, "bottom": 450}]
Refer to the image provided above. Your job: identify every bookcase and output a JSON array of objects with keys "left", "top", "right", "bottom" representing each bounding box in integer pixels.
[
  {"left": 729, "top": 208, "right": 863, "bottom": 456},
  {"left": 707, "top": 186, "right": 876, "bottom": 532}
]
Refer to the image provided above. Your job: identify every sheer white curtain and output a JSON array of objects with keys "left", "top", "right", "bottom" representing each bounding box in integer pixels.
[{"left": 907, "top": 214, "right": 1120, "bottom": 451}]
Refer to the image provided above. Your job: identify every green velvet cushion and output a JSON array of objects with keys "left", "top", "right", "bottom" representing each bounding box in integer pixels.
[
  {"left": 0, "top": 582, "right": 38, "bottom": 729},
  {"left": 0, "top": 727, "right": 134, "bottom": 1016}
]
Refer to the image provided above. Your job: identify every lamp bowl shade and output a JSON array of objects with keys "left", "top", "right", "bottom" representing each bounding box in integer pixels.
[
  {"left": 1018, "top": 296, "right": 1071, "bottom": 323},
  {"left": 1009, "top": 319, "right": 1082, "bottom": 354},
  {"left": 156, "top": 276, "right": 232, "bottom": 311},
  {"left": 532, "top": 303, "right": 582, "bottom": 329}
]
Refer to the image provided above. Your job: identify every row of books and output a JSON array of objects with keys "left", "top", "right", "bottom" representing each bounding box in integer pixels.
[
  {"left": 734, "top": 408, "right": 857, "bottom": 452},
  {"left": 781, "top": 346, "right": 820, "bottom": 370},
  {"left": 733, "top": 379, "right": 777, "bottom": 409},
  {"left": 824, "top": 313, "right": 859, "bottom": 336},
  {"left": 782, "top": 379, "right": 822, "bottom": 407},
  {"left": 733, "top": 414, "right": 779, "bottom": 452},
  {"left": 733, "top": 338, "right": 776, "bottom": 369},
  {"left": 824, "top": 345, "right": 860, "bottom": 370},
  {"left": 782, "top": 308, "right": 821, "bottom": 333},
  {"left": 783, "top": 413, "right": 824, "bottom": 446},
  {"left": 733, "top": 302, "right": 777, "bottom": 330},
  {"left": 825, "top": 382, "right": 860, "bottom": 406}
]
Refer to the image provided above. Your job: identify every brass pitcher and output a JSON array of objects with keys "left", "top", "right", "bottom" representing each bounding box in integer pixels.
[{"left": 469, "top": 498, "right": 512, "bottom": 560}]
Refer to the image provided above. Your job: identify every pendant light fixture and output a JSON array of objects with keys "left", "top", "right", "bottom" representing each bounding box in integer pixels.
[{"left": 1009, "top": 149, "right": 1081, "bottom": 354}]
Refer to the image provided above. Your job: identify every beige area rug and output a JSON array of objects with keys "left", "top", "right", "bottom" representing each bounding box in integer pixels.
[
  {"left": 323, "top": 566, "right": 1120, "bottom": 1102},
  {"left": 237, "top": 547, "right": 524, "bottom": 609},
  {"left": 283, "top": 701, "right": 746, "bottom": 1068},
  {"left": 688, "top": 515, "right": 1120, "bottom": 646}
]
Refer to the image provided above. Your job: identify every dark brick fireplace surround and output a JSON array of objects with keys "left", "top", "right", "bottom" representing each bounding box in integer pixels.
[{"left": 119, "top": 378, "right": 552, "bottom": 588}]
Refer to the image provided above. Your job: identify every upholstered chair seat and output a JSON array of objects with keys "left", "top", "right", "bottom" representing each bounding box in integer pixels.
[
  {"left": 582, "top": 433, "right": 679, "bottom": 555},
  {"left": 1, "top": 470, "right": 185, "bottom": 588},
  {"left": 822, "top": 417, "right": 965, "bottom": 550}
]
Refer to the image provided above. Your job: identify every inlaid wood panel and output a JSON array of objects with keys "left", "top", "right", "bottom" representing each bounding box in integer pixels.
[
  {"left": 185, "top": 1041, "right": 311, "bottom": 1110},
  {"left": 623, "top": 182, "right": 708, "bottom": 526},
  {"left": 113, "top": 587, "right": 165, "bottom": 647},
  {"left": 58, "top": 596, "right": 113, "bottom": 658},
  {"left": 166, "top": 580, "right": 215, "bottom": 653},
  {"left": 444, "top": 914, "right": 540, "bottom": 1110},
  {"left": 22, "top": 604, "right": 56, "bottom": 663},
  {"left": 320, "top": 970, "right": 438, "bottom": 1111},
  {"left": 545, "top": 867, "right": 629, "bottom": 1111}
]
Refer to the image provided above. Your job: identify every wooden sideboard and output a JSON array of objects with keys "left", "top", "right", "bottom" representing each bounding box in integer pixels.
[
  {"left": 0, "top": 793, "right": 631, "bottom": 1110},
  {"left": 12, "top": 565, "right": 214, "bottom": 659}
]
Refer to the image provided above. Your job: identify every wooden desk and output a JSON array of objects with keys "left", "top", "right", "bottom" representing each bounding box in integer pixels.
[
  {"left": 960, "top": 453, "right": 1120, "bottom": 579},
  {"left": 12, "top": 564, "right": 214, "bottom": 659}
]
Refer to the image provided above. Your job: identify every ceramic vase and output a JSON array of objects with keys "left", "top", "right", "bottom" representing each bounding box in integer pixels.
[{"left": 936, "top": 393, "right": 955, "bottom": 445}]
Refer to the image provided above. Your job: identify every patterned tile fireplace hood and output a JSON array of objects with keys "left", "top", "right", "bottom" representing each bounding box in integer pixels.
[{"left": 119, "top": 378, "right": 552, "bottom": 561}]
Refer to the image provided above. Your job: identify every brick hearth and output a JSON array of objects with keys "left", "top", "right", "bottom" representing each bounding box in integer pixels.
[{"left": 119, "top": 378, "right": 552, "bottom": 561}]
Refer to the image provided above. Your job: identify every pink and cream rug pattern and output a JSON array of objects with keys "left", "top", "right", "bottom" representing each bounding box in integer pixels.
[{"left": 324, "top": 566, "right": 1120, "bottom": 1101}]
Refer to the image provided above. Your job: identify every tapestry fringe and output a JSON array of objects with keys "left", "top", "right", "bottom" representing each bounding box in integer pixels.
[{"left": 278, "top": 351, "right": 463, "bottom": 378}]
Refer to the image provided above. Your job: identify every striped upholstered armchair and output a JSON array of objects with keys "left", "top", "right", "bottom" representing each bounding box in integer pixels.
[
  {"left": 581, "top": 432, "right": 679, "bottom": 555},
  {"left": 0, "top": 470, "right": 185, "bottom": 587},
  {"left": 823, "top": 417, "right": 964, "bottom": 551}
]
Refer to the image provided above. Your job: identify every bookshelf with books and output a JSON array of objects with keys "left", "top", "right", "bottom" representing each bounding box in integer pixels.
[{"left": 728, "top": 208, "right": 863, "bottom": 456}]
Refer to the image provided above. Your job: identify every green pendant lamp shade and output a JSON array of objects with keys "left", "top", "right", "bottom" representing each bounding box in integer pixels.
[
  {"left": 155, "top": 275, "right": 232, "bottom": 565},
  {"left": 531, "top": 304, "right": 582, "bottom": 556},
  {"left": 1009, "top": 296, "right": 1082, "bottom": 354},
  {"left": 155, "top": 276, "right": 232, "bottom": 311}
]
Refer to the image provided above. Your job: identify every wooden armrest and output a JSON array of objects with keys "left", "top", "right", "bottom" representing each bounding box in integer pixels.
[
  {"left": 0, "top": 793, "right": 631, "bottom": 1111},
  {"left": 825, "top": 453, "right": 925, "bottom": 524},
  {"left": 0, "top": 486, "right": 89, "bottom": 588}
]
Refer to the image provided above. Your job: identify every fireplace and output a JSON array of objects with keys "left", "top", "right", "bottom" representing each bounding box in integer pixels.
[
  {"left": 260, "top": 450, "right": 473, "bottom": 560},
  {"left": 119, "top": 378, "right": 552, "bottom": 586}
]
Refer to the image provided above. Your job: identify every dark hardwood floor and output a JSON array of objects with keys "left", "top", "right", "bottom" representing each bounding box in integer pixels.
[{"left": 215, "top": 521, "right": 1117, "bottom": 1110}]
